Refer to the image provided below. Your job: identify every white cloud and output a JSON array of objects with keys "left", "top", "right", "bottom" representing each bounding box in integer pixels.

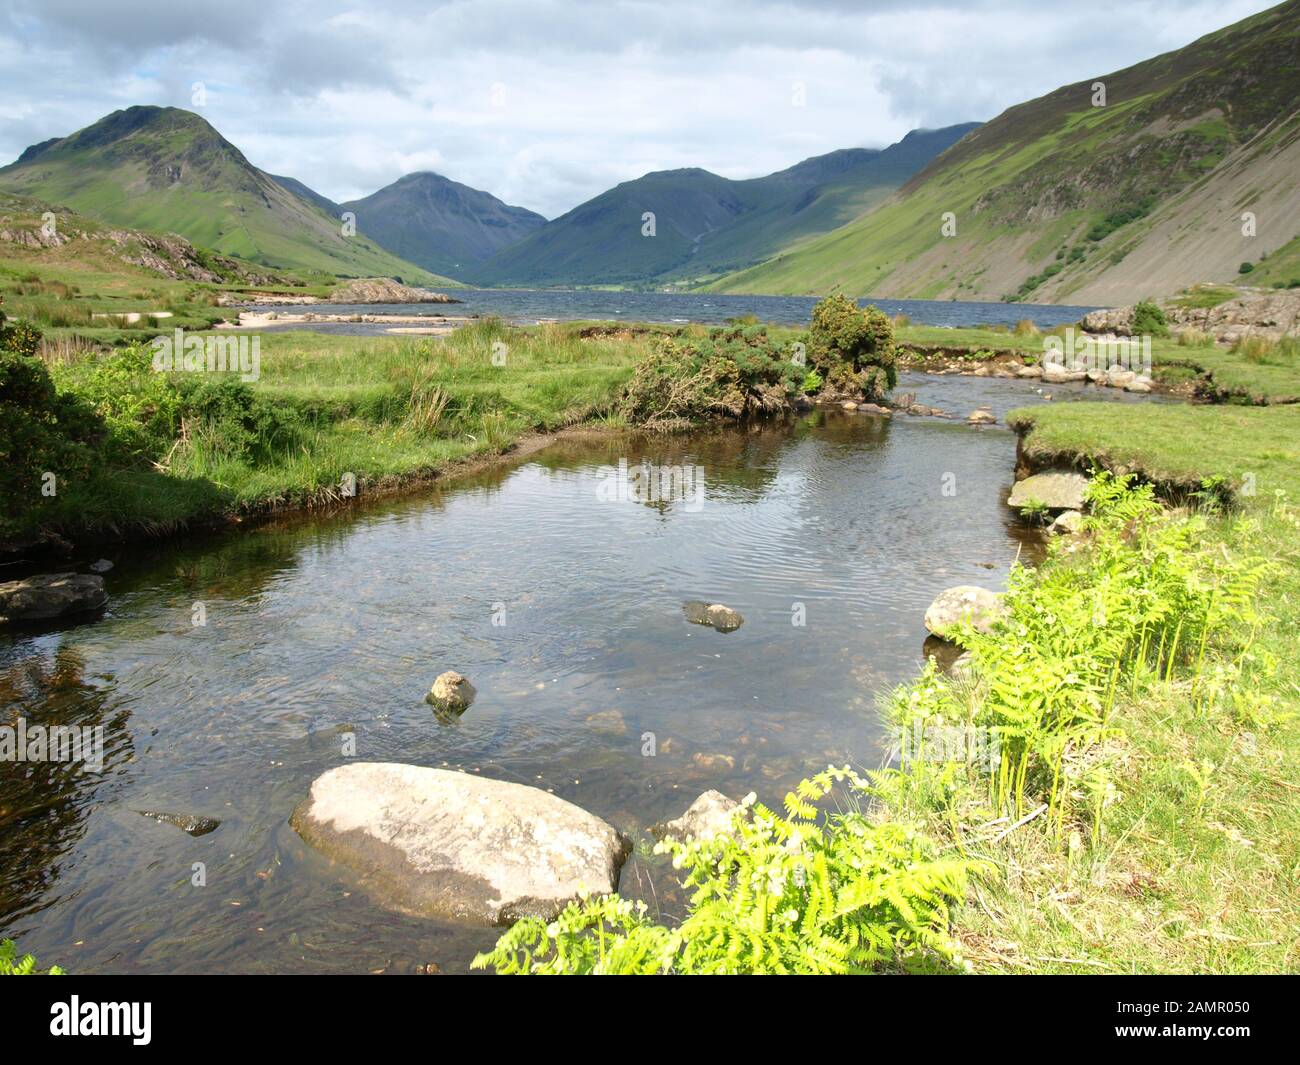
[{"left": 0, "top": 0, "right": 1281, "bottom": 217}]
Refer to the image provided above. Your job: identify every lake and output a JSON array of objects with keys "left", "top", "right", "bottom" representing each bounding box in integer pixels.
[
  {"left": 244, "top": 287, "right": 1103, "bottom": 334},
  {"left": 0, "top": 372, "right": 1151, "bottom": 973}
]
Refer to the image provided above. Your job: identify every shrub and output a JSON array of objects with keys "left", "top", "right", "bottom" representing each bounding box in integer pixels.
[
  {"left": 52, "top": 343, "right": 184, "bottom": 466},
  {"left": 1130, "top": 299, "right": 1170, "bottom": 338},
  {"left": 473, "top": 766, "right": 984, "bottom": 975},
  {"left": 0, "top": 297, "right": 41, "bottom": 357},
  {"left": 1086, "top": 195, "right": 1156, "bottom": 242},
  {"left": 1238, "top": 261, "right": 1254, "bottom": 274},
  {"left": 619, "top": 325, "right": 801, "bottom": 430},
  {"left": 806, "top": 294, "right": 896, "bottom": 401},
  {"left": 1, "top": 305, "right": 103, "bottom": 536}
]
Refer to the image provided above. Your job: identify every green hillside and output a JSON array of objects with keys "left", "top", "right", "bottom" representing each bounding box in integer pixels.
[
  {"left": 469, "top": 125, "right": 976, "bottom": 287},
  {"left": 710, "top": 1, "right": 1300, "bottom": 304},
  {"left": 0, "top": 106, "right": 455, "bottom": 285}
]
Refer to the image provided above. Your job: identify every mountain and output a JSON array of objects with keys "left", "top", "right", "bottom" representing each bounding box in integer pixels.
[
  {"left": 337, "top": 172, "right": 546, "bottom": 278},
  {"left": 710, "top": 1, "right": 1300, "bottom": 304},
  {"left": 0, "top": 106, "right": 453, "bottom": 284},
  {"left": 268, "top": 173, "right": 340, "bottom": 217},
  {"left": 468, "top": 124, "right": 978, "bottom": 287}
]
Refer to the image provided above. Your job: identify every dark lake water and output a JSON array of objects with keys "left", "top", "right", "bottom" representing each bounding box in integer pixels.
[
  {"left": 245, "top": 287, "right": 1102, "bottom": 335},
  {"left": 0, "top": 373, "right": 1153, "bottom": 974}
]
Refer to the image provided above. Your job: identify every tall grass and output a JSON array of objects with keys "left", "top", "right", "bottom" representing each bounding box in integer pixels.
[{"left": 1230, "top": 334, "right": 1299, "bottom": 365}]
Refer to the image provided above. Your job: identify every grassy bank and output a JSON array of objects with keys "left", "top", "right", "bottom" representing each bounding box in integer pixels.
[
  {"left": 893, "top": 321, "right": 1300, "bottom": 403},
  {"left": 908, "top": 402, "right": 1300, "bottom": 974},
  {"left": 4, "top": 299, "right": 900, "bottom": 549},
  {"left": 4, "top": 322, "right": 654, "bottom": 547}
]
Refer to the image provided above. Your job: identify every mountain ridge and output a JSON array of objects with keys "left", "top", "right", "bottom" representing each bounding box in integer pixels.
[
  {"left": 467, "top": 123, "right": 979, "bottom": 287},
  {"left": 709, "top": 1, "right": 1300, "bottom": 303},
  {"left": 0, "top": 106, "right": 454, "bottom": 285}
]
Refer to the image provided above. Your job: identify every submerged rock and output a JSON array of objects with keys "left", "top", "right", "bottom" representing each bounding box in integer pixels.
[
  {"left": 924, "top": 585, "right": 1007, "bottom": 639},
  {"left": 1006, "top": 470, "right": 1088, "bottom": 512},
  {"left": 137, "top": 810, "right": 221, "bottom": 837},
  {"left": 683, "top": 601, "right": 744, "bottom": 633},
  {"left": 584, "top": 709, "right": 628, "bottom": 735},
  {"left": 427, "top": 671, "right": 476, "bottom": 715},
  {"left": 291, "top": 763, "right": 631, "bottom": 925},
  {"left": 0, "top": 573, "right": 107, "bottom": 625},
  {"left": 653, "top": 790, "right": 744, "bottom": 844},
  {"left": 88, "top": 559, "right": 114, "bottom": 574},
  {"left": 691, "top": 751, "right": 736, "bottom": 771}
]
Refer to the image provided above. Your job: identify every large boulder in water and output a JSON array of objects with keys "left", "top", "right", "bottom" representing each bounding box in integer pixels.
[
  {"left": 1006, "top": 470, "right": 1088, "bottom": 512},
  {"left": 0, "top": 573, "right": 107, "bottom": 625},
  {"left": 924, "top": 585, "right": 1007, "bottom": 639},
  {"left": 291, "top": 763, "right": 631, "bottom": 926}
]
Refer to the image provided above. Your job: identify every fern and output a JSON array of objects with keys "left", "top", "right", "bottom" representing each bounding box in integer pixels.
[
  {"left": 884, "top": 470, "right": 1271, "bottom": 841},
  {"left": 473, "top": 768, "right": 986, "bottom": 975},
  {"left": 0, "top": 939, "right": 63, "bottom": 975}
]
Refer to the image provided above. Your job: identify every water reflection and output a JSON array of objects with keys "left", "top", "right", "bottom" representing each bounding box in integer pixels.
[{"left": 1, "top": 376, "right": 1144, "bottom": 972}]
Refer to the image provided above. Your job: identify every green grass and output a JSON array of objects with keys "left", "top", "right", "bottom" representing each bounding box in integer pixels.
[
  {"left": 1007, "top": 403, "right": 1300, "bottom": 499},
  {"left": 12, "top": 322, "right": 651, "bottom": 543}
]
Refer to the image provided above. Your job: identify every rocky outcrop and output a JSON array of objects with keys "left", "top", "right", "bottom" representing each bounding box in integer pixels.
[
  {"left": 1081, "top": 290, "right": 1300, "bottom": 343},
  {"left": 0, "top": 573, "right": 107, "bottom": 625},
  {"left": 427, "top": 671, "right": 476, "bottom": 715},
  {"left": 1007, "top": 470, "right": 1088, "bottom": 512},
  {"left": 924, "top": 585, "right": 1007, "bottom": 639},
  {"left": 291, "top": 763, "right": 631, "bottom": 925},
  {"left": 683, "top": 601, "right": 744, "bottom": 633},
  {"left": 652, "top": 790, "right": 744, "bottom": 844},
  {"left": 0, "top": 210, "right": 285, "bottom": 285},
  {"left": 329, "top": 278, "right": 459, "bottom": 304}
]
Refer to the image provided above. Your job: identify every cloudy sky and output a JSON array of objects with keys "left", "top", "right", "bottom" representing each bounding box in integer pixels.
[{"left": 0, "top": 0, "right": 1280, "bottom": 218}]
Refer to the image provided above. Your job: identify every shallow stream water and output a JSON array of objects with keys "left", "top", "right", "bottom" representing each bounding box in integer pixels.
[{"left": 0, "top": 372, "right": 1155, "bottom": 973}]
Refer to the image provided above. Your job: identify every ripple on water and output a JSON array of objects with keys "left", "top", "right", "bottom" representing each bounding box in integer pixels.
[{"left": 2, "top": 376, "right": 1108, "bottom": 972}]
